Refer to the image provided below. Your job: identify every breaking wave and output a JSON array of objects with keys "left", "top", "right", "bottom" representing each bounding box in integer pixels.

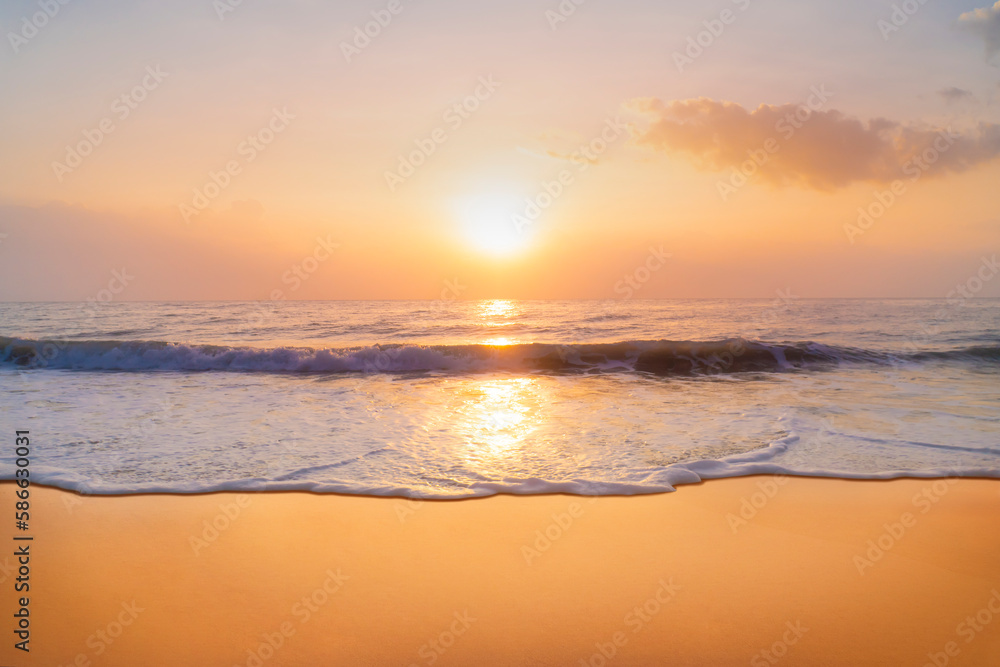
[{"left": 3, "top": 336, "right": 997, "bottom": 375}]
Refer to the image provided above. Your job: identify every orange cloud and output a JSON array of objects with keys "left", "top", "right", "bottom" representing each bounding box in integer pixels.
[{"left": 628, "top": 97, "right": 1000, "bottom": 190}]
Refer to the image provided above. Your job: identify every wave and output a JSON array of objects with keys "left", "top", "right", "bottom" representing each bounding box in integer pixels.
[
  {"left": 1, "top": 336, "right": 997, "bottom": 375},
  {"left": 9, "top": 435, "right": 998, "bottom": 498}
]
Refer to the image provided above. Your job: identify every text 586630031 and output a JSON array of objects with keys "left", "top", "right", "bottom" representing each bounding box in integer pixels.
[{"left": 13, "top": 430, "right": 32, "bottom": 653}]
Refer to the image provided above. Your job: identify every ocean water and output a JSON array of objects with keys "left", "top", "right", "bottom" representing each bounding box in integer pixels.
[{"left": 1, "top": 299, "right": 998, "bottom": 497}]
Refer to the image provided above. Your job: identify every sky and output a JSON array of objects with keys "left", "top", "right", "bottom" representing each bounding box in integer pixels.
[{"left": 0, "top": 0, "right": 999, "bottom": 300}]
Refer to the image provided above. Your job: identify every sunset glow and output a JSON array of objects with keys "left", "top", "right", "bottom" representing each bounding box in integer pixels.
[
  {"left": 1, "top": 1, "right": 997, "bottom": 301},
  {"left": 3, "top": 3, "right": 1000, "bottom": 664}
]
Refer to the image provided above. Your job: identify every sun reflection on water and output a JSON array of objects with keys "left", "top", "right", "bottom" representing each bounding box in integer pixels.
[
  {"left": 476, "top": 299, "right": 523, "bottom": 346},
  {"left": 421, "top": 300, "right": 546, "bottom": 469},
  {"left": 452, "top": 377, "right": 544, "bottom": 462},
  {"left": 483, "top": 336, "right": 516, "bottom": 347},
  {"left": 478, "top": 299, "right": 516, "bottom": 321}
]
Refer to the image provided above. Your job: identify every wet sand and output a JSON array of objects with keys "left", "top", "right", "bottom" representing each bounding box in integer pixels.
[{"left": 2, "top": 476, "right": 999, "bottom": 666}]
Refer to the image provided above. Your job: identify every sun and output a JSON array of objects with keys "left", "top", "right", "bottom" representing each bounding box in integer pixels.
[{"left": 455, "top": 193, "right": 534, "bottom": 257}]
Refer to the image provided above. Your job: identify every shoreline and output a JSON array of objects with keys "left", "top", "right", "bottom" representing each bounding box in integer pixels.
[
  {"left": 17, "top": 471, "right": 1000, "bottom": 500},
  {"left": 2, "top": 476, "right": 999, "bottom": 666}
]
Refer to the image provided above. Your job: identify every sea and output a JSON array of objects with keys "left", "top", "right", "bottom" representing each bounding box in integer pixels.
[{"left": 1, "top": 299, "right": 998, "bottom": 497}]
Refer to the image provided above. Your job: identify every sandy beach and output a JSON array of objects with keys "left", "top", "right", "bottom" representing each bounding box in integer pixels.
[
  {"left": 2, "top": 476, "right": 998, "bottom": 666},
  {"left": 4, "top": 0, "right": 1000, "bottom": 661}
]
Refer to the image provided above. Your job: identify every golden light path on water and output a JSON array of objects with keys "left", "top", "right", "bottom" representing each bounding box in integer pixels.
[
  {"left": 477, "top": 298, "right": 523, "bottom": 347},
  {"left": 454, "top": 377, "right": 544, "bottom": 463},
  {"left": 447, "top": 299, "right": 546, "bottom": 468}
]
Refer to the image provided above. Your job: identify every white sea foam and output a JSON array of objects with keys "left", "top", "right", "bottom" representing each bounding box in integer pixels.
[
  {"left": 7, "top": 434, "right": 998, "bottom": 499},
  {"left": 1, "top": 300, "right": 999, "bottom": 497}
]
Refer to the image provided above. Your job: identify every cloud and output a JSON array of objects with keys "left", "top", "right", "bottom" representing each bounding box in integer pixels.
[
  {"left": 938, "top": 87, "right": 974, "bottom": 103},
  {"left": 959, "top": 2, "right": 1000, "bottom": 60},
  {"left": 545, "top": 149, "right": 598, "bottom": 165},
  {"left": 628, "top": 97, "right": 1000, "bottom": 190}
]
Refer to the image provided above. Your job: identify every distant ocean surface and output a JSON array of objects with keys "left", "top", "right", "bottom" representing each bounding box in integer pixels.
[{"left": 1, "top": 299, "right": 999, "bottom": 497}]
